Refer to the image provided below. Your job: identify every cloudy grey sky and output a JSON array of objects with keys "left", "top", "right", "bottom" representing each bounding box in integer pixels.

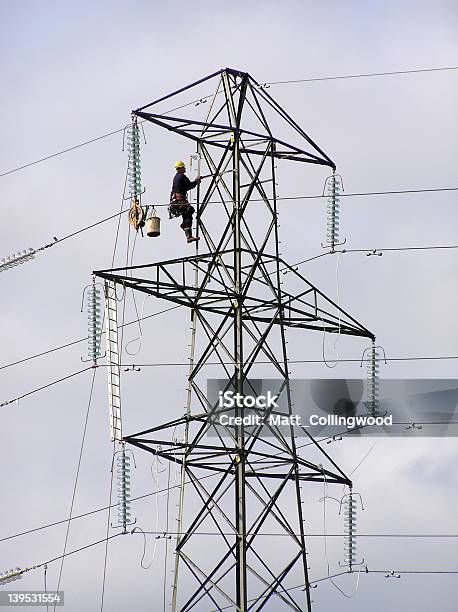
[{"left": 1, "top": 1, "right": 457, "bottom": 610}]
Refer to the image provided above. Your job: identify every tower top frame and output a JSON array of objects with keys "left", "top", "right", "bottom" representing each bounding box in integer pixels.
[{"left": 133, "top": 67, "right": 336, "bottom": 168}]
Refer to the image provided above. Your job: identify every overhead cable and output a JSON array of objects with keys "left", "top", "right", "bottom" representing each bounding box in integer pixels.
[
  {"left": 27, "top": 533, "right": 123, "bottom": 573},
  {"left": 0, "top": 306, "right": 179, "bottom": 372},
  {"left": 0, "top": 187, "right": 455, "bottom": 272},
  {"left": 0, "top": 366, "right": 93, "bottom": 407},
  {"left": 2, "top": 413, "right": 458, "bottom": 547},
  {"left": 212, "top": 565, "right": 458, "bottom": 612},
  {"left": 115, "top": 355, "right": 458, "bottom": 367},
  {"left": 0, "top": 94, "right": 212, "bottom": 179},
  {"left": 132, "top": 530, "right": 458, "bottom": 539},
  {"left": 263, "top": 65, "right": 458, "bottom": 85},
  {"left": 54, "top": 369, "right": 97, "bottom": 604},
  {"left": 1, "top": 65, "right": 456, "bottom": 178}
]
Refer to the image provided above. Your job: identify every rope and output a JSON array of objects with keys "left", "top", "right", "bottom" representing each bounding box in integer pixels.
[
  {"left": 350, "top": 440, "right": 378, "bottom": 476},
  {"left": 53, "top": 368, "right": 97, "bottom": 611},
  {"left": 44, "top": 564, "right": 49, "bottom": 612},
  {"left": 110, "top": 166, "right": 129, "bottom": 268},
  {"left": 321, "top": 251, "right": 343, "bottom": 369},
  {"left": 148, "top": 456, "right": 164, "bottom": 566},
  {"left": 130, "top": 456, "right": 164, "bottom": 570},
  {"left": 124, "top": 232, "right": 150, "bottom": 356},
  {"left": 163, "top": 462, "right": 173, "bottom": 610},
  {"left": 124, "top": 294, "right": 152, "bottom": 356},
  {"left": 133, "top": 526, "right": 156, "bottom": 570}
]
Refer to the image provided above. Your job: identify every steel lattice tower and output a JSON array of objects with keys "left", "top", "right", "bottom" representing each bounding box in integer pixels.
[{"left": 95, "top": 68, "right": 374, "bottom": 612}]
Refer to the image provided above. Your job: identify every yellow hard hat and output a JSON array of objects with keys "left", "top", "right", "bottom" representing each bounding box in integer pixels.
[{"left": 175, "top": 160, "right": 185, "bottom": 168}]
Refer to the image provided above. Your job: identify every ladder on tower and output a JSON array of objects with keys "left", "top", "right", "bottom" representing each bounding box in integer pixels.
[{"left": 104, "top": 280, "right": 123, "bottom": 442}]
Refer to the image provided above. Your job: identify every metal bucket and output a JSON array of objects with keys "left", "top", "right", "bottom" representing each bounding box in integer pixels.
[{"left": 146, "top": 216, "right": 160, "bottom": 237}]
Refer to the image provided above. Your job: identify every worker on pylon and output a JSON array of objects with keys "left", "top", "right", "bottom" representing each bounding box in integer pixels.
[{"left": 169, "top": 161, "right": 201, "bottom": 243}]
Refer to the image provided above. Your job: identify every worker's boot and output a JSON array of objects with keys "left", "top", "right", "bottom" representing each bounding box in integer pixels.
[{"left": 184, "top": 228, "right": 200, "bottom": 243}]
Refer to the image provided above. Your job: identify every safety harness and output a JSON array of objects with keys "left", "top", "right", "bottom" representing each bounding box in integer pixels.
[{"left": 168, "top": 192, "right": 191, "bottom": 219}]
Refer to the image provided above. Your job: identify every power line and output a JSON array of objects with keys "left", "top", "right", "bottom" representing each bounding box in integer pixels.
[
  {"left": 0, "top": 129, "right": 126, "bottom": 178},
  {"left": 212, "top": 565, "right": 458, "bottom": 612},
  {"left": 57, "top": 210, "right": 127, "bottom": 243},
  {"left": 99, "top": 186, "right": 458, "bottom": 207},
  {"left": 0, "top": 305, "right": 179, "bottom": 372},
  {"left": 18, "top": 186, "right": 458, "bottom": 251},
  {"left": 2, "top": 252, "right": 457, "bottom": 373},
  {"left": 6, "top": 349, "right": 458, "bottom": 382},
  {"left": 1, "top": 352, "right": 457, "bottom": 399},
  {"left": 3, "top": 65, "right": 455, "bottom": 602},
  {"left": 62, "top": 186, "right": 458, "bottom": 213},
  {"left": 30, "top": 533, "right": 123, "bottom": 571},
  {"left": 117, "top": 355, "right": 458, "bottom": 367},
  {"left": 339, "top": 244, "right": 458, "bottom": 254},
  {"left": 20, "top": 540, "right": 343, "bottom": 602},
  {"left": 132, "top": 530, "right": 458, "bottom": 539},
  {"left": 296, "top": 187, "right": 458, "bottom": 198},
  {"left": 2, "top": 342, "right": 457, "bottom": 377},
  {"left": 2, "top": 410, "right": 457, "bottom": 547},
  {"left": 1, "top": 213, "right": 454, "bottom": 571},
  {"left": 4, "top": 421, "right": 355, "bottom": 546},
  {"left": 2, "top": 66, "right": 456, "bottom": 179},
  {"left": 1, "top": 228, "right": 457, "bottom": 375},
  {"left": 0, "top": 338, "right": 84, "bottom": 371},
  {"left": 0, "top": 366, "right": 93, "bottom": 407},
  {"left": 364, "top": 569, "right": 458, "bottom": 575},
  {"left": 24, "top": 528, "right": 458, "bottom": 602},
  {"left": 54, "top": 369, "right": 97, "bottom": 604},
  {"left": 9, "top": 512, "right": 458, "bottom": 572},
  {"left": 290, "top": 245, "right": 458, "bottom": 267},
  {"left": 0, "top": 94, "right": 214, "bottom": 180},
  {"left": 17, "top": 527, "right": 458, "bottom": 607},
  {"left": 211, "top": 572, "right": 349, "bottom": 612},
  {"left": 0, "top": 474, "right": 218, "bottom": 545},
  {"left": 263, "top": 65, "right": 458, "bottom": 85},
  {"left": 1, "top": 186, "right": 455, "bottom": 266},
  {"left": 2, "top": 405, "right": 457, "bottom": 549}
]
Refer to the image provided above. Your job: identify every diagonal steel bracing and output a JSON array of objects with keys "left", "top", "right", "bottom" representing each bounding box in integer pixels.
[{"left": 95, "top": 68, "right": 374, "bottom": 611}]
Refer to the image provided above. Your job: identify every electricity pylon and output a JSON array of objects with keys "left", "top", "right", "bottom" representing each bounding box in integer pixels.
[{"left": 95, "top": 68, "right": 374, "bottom": 612}]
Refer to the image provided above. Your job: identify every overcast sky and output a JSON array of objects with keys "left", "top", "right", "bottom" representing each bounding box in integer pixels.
[{"left": 1, "top": 1, "right": 457, "bottom": 611}]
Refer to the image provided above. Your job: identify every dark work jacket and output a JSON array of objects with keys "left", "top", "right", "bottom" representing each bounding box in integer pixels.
[{"left": 171, "top": 172, "right": 198, "bottom": 198}]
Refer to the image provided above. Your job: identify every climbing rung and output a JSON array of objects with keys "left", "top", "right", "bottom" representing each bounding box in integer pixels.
[{"left": 104, "top": 280, "right": 123, "bottom": 442}]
